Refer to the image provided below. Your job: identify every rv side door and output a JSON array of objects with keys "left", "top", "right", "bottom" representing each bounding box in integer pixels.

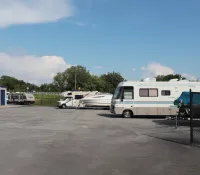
[{"left": 122, "top": 86, "right": 134, "bottom": 107}]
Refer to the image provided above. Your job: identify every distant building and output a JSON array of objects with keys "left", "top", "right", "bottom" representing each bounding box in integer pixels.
[{"left": 0, "top": 86, "right": 7, "bottom": 106}]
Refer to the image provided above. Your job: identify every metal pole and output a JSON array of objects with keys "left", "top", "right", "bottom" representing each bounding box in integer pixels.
[
  {"left": 175, "top": 114, "right": 178, "bottom": 129},
  {"left": 190, "top": 89, "right": 193, "bottom": 145},
  {"left": 75, "top": 67, "right": 76, "bottom": 91}
]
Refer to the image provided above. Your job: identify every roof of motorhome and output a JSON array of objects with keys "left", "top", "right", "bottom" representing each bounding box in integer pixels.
[
  {"left": 118, "top": 80, "right": 200, "bottom": 86},
  {"left": 11, "top": 92, "right": 34, "bottom": 95},
  {"left": 0, "top": 85, "right": 7, "bottom": 88}
]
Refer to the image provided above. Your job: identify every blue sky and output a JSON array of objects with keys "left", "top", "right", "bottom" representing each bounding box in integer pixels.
[{"left": 0, "top": 0, "right": 199, "bottom": 84}]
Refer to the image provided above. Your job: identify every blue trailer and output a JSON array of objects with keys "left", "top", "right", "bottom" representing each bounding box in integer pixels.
[{"left": 0, "top": 86, "right": 7, "bottom": 106}]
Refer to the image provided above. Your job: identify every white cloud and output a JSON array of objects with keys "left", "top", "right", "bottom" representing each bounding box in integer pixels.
[
  {"left": 95, "top": 66, "right": 103, "bottom": 69},
  {"left": 0, "top": 52, "right": 71, "bottom": 85},
  {"left": 182, "top": 73, "right": 196, "bottom": 81},
  {"left": 65, "top": 20, "right": 87, "bottom": 26},
  {"left": 73, "top": 21, "right": 86, "bottom": 26},
  {"left": 141, "top": 62, "right": 174, "bottom": 78},
  {"left": 141, "top": 62, "right": 196, "bottom": 81},
  {"left": 132, "top": 68, "right": 136, "bottom": 71},
  {"left": 0, "top": 0, "right": 74, "bottom": 28}
]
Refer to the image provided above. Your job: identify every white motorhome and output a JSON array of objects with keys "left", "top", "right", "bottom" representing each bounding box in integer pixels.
[
  {"left": 110, "top": 79, "right": 200, "bottom": 118},
  {"left": 57, "top": 91, "right": 98, "bottom": 108}
]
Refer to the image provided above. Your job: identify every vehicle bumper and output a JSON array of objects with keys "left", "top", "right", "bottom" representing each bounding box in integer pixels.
[
  {"left": 110, "top": 105, "right": 116, "bottom": 114},
  {"left": 57, "top": 103, "right": 62, "bottom": 107}
]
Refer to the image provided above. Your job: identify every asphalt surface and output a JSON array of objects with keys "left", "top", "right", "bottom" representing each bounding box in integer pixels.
[{"left": 0, "top": 106, "right": 200, "bottom": 175}]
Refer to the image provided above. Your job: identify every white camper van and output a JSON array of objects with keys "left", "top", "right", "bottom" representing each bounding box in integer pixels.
[
  {"left": 57, "top": 91, "right": 98, "bottom": 108},
  {"left": 110, "top": 79, "right": 200, "bottom": 118}
]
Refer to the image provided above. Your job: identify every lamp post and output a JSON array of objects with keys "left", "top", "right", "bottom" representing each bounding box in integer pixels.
[{"left": 75, "top": 67, "right": 77, "bottom": 91}]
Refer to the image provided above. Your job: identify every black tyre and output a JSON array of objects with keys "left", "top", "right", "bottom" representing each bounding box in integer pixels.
[
  {"left": 122, "top": 110, "right": 133, "bottom": 118},
  {"left": 62, "top": 104, "right": 66, "bottom": 109}
]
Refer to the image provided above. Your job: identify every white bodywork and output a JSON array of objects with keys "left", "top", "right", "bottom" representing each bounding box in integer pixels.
[
  {"left": 9, "top": 93, "right": 35, "bottom": 104},
  {"left": 110, "top": 79, "right": 200, "bottom": 116},
  {"left": 6, "top": 92, "right": 10, "bottom": 103},
  {"left": 57, "top": 91, "right": 99, "bottom": 108},
  {"left": 79, "top": 93, "right": 113, "bottom": 107}
]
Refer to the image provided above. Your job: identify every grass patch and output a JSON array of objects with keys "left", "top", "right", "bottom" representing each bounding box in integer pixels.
[
  {"left": 33, "top": 94, "right": 61, "bottom": 107},
  {"left": 34, "top": 94, "right": 61, "bottom": 99}
]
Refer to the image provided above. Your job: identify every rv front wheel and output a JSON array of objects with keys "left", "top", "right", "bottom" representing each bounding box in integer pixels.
[
  {"left": 122, "top": 110, "right": 133, "bottom": 118},
  {"left": 62, "top": 104, "right": 66, "bottom": 109}
]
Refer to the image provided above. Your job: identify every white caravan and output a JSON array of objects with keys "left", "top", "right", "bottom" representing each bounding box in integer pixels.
[
  {"left": 110, "top": 79, "right": 200, "bottom": 118},
  {"left": 9, "top": 93, "right": 35, "bottom": 104}
]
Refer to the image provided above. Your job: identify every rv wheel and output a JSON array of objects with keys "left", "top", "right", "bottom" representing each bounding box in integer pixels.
[
  {"left": 122, "top": 110, "right": 133, "bottom": 118},
  {"left": 62, "top": 104, "right": 66, "bottom": 109}
]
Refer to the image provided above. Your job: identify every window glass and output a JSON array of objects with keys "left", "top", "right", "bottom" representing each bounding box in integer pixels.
[
  {"left": 113, "top": 87, "right": 123, "bottom": 99},
  {"left": 149, "top": 89, "right": 158, "bottom": 97},
  {"left": 139, "top": 88, "right": 158, "bottom": 97},
  {"left": 123, "top": 86, "right": 134, "bottom": 99},
  {"left": 139, "top": 89, "right": 149, "bottom": 97},
  {"left": 161, "top": 90, "right": 171, "bottom": 96},
  {"left": 75, "top": 95, "right": 84, "bottom": 99}
]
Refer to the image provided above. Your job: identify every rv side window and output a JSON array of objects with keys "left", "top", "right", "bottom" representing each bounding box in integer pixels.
[
  {"left": 13, "top": 95, "right": 19, "bottom": 99},
  {"left": 139, "top": 88, "right": 158, "bottom": 97},
  {"left": 139, "top": 89, "right": 149, "bottom": 97},
  {"left": 161, "top": 90, "right": 171, "bottom": 96},
  {"left": 23, "top": 96, "right": 27, "bottom": 99},
  {"left": 123, "top": 86, "right": 134, "bottom": 99},
  {"left": 149, "top": 89, "right": 158, "bottom": 97},
  {"left": 75, "top": 95, "right": 84, "bottom": 99}
]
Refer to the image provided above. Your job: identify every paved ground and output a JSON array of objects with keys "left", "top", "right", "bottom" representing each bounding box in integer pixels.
[{"left": 0, "top": 106, "right": 200, "bottom": 175}]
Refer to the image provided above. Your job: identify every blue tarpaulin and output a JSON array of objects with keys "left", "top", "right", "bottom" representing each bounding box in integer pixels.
[
  {"left": 174, "top": 92, "right": 190, "bottom": 106},
  {"left": 174, "top": 91, "right": 200, "bottom": 106}
]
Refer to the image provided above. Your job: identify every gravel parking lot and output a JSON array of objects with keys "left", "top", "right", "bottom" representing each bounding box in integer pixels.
[{"left": 0, "top": 106, "right": 200, "bottom": 175}]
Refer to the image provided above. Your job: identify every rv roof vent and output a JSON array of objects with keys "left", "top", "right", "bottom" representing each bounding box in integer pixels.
[{"left": 169, "top": 79, "right": 179, "bottom": 82}]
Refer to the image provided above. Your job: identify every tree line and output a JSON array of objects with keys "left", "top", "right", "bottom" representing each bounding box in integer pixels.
[
  {"left": 0, "top": 65, "right": 187, "bottom": 94},
  {"left": 0, "top": 65, "right": 125, "bottom": 94}
]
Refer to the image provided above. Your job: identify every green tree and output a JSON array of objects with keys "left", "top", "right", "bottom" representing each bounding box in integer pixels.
[
  {"left": 100, "top": 72, "right": 125, "bottom": 93},
  {"left": 39, "top": 83, "right": 60, "bottom": 92},
  {"left": 0, "top": 75, "right": 18, "bottom": 90},
  {"left": 53, "top": 72, "right": 68, "bottom": 92},
  {"left": 53, "top": 65, "right": 93, "bottom": 91},
  {"left": 0, "top": 75, "right": 39, "bottom": 92},
  {"left": 65, "top": 65, "right": 92, "bottom": 91},
  {"left": 156, "top": 74, "right": 186, "bottom": 81},
  {"left": 89, "top": 75, "right": 106, "bottom": 92}
]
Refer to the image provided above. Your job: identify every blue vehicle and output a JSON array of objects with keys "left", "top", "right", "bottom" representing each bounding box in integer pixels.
[
  {"left": 174, "top": 92, "right": 190, "bottom": 107},
  {"left": 173, "top": 92, "right": 191, "bottom": 118},
  {"left": 174, "top": 91, "right": 200, "bottom": 118}
]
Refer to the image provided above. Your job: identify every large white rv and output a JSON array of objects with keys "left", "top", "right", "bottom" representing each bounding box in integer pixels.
[{"left": 110, "top": 79, "right": 200, "bottom": 118}]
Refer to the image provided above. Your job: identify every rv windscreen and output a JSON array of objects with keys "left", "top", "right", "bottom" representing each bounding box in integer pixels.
[{"left": 113, "top": 87, "right": 122, "bottom": 99}]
